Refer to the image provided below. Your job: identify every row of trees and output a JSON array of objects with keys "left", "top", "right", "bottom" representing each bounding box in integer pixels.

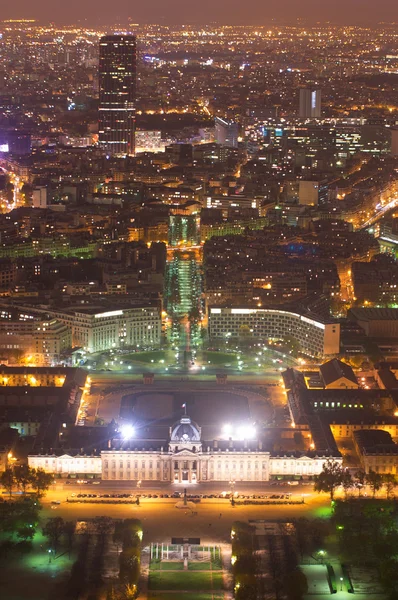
[
  {"left": 314, "top": 460, "right": 396, "bottom": 500},
  {"left": 231, "top": 521, "right": 257, "bottom": 600},
  {"left": 0, "top": 465, "right": 54, "bottom": 498},
  {"left": 333, "top": 499, "right": 398, "bottom": 596},
  {"left": 232, "top": 521, "right": 308, "bottom": 600},
  {"left": 0, "top": 496, "right": 40, "bottom": 545},
  {"left": 116, "top": 518, "right": 142, "bottom": 594}
]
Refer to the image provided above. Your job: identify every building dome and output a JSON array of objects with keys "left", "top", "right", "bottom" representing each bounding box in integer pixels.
[{"left": 170, "top": 416, "right": 201, "bottom": 443}]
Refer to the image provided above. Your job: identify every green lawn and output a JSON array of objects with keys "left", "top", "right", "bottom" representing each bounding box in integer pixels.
[
  {"left": 188, "top": 561, "right": 222, "bottom": 571},
  {"left": 149, "top": 570, "right": 221, "bottom": 591},
  {"left": 161, "top": 561, "right": 185, "bottom": 571},
  {"left": 150, "top": 560, "right": 184, "bottom": 571},
  {"left": 188, "top": 561, "right": 211, "bottom": 570},
  {"left": 123, "top": 350, "right": 167, "bottom": 364},
  {"left": 203, "top": 351, "right": 237, "bottom": 365}
]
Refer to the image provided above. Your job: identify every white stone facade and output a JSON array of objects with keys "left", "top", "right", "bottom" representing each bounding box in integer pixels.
[
  {"left": 29, "top": 453, "right": 102, "bottom": 475},
  {"left": 29, "top": 417, "right": 340, "bottom": 482}
]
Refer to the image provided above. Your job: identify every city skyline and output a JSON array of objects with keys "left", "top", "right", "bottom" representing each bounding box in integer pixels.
[{"left": 1, "top": 0, "right": 398, "bottom": 26}]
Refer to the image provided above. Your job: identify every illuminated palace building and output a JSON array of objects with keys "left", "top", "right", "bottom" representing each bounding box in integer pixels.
[
  {"left": 99, "top": 35, "right": 136, "bottom": 156},
  {"left": 29, "top": 415, "right": 340, "bottom": 483}
]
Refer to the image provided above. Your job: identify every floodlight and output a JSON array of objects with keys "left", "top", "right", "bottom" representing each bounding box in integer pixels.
[
  {"left": 222, "top": 424, "right": 233, "bottom": 436},
  {"left": 120, "top": 424, "right": 135, "bottom": 439},
  {"left": 237, "top": 425, "right": 256, "bottom": 440}
]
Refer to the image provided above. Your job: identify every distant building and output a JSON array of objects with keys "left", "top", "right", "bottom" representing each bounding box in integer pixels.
[
  {"left": 298, "top": 181, "right": 319, "bottom": 206},
  {"left": 0, "top": 304, "right": 162, "bottom": 354},
  {"left": 99, "top": 35, "right": 136, "bottom": 156},
  {"left": 353, "top": 429, "right": 398, "bottom": 474},
  {"left": 319, "top": 359, "right": 358, "bottom": 389},
  {"left": 0, "top": 317, "right": 71, "bottom": 365},
  {"left": 214, "top": 117, "right": 239, "bottom": 148},
  {"left": 135, "top": 130, "right": 164, "bottom": 153},
  {"left": 299, "top": 88, "right": 321, "bottom": 119},
  {"left": 391, "top": 128, "right": 398, "bottom": 156},
  {"left": 32, "top": 186, "right": 47, "bottom": 209},
  {"left": 348, "top": 308, "right": 398, "bottom": 338},
  {"left": 208, "top": 307, "right": 340, "bottom": 357},
  {"left": 41, "top": 306, "right": 162, "bottom": 354}
]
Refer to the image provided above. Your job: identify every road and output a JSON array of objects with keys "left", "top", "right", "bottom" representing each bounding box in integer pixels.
[
  {"left": 41, "top": 487, "right": 331, "bottom": 546},
  {"left": 358, "top": 194, "right": 398, "bottom": 231}
]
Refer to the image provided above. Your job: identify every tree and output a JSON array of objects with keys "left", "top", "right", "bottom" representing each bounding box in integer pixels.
[
  {"left": 113, "top": 520, "right": 124, "bottom": 554},
  {"left": 31, "top": 468, "right": 53, "bottom": 498},
  {"left": 383, "top": 474, "right": 396, "bottom": 499},
  {"left": 0, "top": 468, "right": 16, "bottom": 499},
  {"left": 313, "top": 460, "right": 344, "bottom": 501},
  {"left": 16, "top": 525, "right": 35, "bottom": 541},
  {"left": 63, "top": 521, "right": 76, "bottom": 558},
  {"left": 353, "top": 470, "right": 366, "bottom": 497},
  {"left": 43, "top": 517, "right": 64, "bottom": 552},
  {"left": 93, "top": 516, "right": 113, "bottom": 549},
  {"left": 14, "top": 465, "right": 34, "bottom": 495},
  {"left": 366, "top": 470, "right": 383, "bottom": 498},
  {"left": 341, "top": 471, "right": 353, "bottom": 498},
  {"left": 286, "top": 569, "right": 308, "bottom": 600},
  {"left": 122, "top": 584, "right": 138, "bottom": 599}
]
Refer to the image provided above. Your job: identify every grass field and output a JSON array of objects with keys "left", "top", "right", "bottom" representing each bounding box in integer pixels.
[
  {"left": 150, "top": 560, "right": 185, "bottom": 571},
  {"left": 123, "top": 350, "right": 167, "bottom": 364},
  {"left": 148, "top": 570, "right": 223, "bottom": 591},
  {"left": 202, "top": 351, "right": 237, "bottom": 365},
  {"left": 188, "top": 561, "right": 222, "bottom": 571}
]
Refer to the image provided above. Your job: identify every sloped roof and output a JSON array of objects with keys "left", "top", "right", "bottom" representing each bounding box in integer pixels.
[{"left": 320, "top": 359, "right": 358, "bottom": 387}]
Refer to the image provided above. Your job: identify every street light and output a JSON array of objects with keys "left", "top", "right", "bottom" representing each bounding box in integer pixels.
[
  {"left": 229, "top": 479, "right": 235, "bottom": 503},
  {"left": 340, "top": 577, "right": 343, "bottom": 591}
]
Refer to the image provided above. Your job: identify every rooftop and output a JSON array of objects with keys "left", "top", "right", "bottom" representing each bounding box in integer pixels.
[
  {"left": 319, "top": 359, "right": 358, "bottom": 387},
  {"left": 349, "top": 307, "right": 398, "bottom": 322}
]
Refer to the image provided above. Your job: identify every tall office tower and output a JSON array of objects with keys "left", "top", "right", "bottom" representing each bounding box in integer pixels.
[
  {"left": 299, "top": 88, "right": 321, "bottom": 119},
  {"left": 215, "top": 117, "right": 239, "bottom": 148},
  {"left": 99, "top": 35, "right": 136, "bottom": 156}
]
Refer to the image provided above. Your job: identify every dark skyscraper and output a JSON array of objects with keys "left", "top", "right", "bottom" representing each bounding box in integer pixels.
[{"left": 99, "top": 34, "right": 136, "bottom": 156}]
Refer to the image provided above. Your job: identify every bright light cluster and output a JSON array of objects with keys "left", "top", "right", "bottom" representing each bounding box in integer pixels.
[
  {"left": 120, "top": 424, "right": 135, "bottom": 440},
  {"left": 222, "top": 423, "right": 256, "bottom": 440}
]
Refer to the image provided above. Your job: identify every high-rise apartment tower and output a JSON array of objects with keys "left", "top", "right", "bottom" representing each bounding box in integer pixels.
[
  {"left": 299, "top": 88, "right": 321, "bottom": 119},
  {"left": 99, "top": 35, "right": 136, "bottom": 156}
]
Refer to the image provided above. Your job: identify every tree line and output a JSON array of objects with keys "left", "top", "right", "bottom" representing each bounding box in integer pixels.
[
  {"left": 314, "top": 460, "right": 396, "bottom": 500},
  {"left": 0, "top": 465, "right": 53, "bottom": 498}
]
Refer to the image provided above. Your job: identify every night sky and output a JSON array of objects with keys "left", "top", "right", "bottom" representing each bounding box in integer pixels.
[{"left": 1, "top": 0, "right": 396, "bottom": 26}]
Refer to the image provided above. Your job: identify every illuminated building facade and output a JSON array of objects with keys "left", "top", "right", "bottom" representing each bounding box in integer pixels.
[
  {"left": 208, "top": 307, "right": 340, "bottom": 357},
  {"left": 215, "top": 117, "right": 239, "bottom": 148},
  {"left": 51, "top": 307, "right": 162, "bottom": 353},
  {"left": 99, "top": 35, "right": 136, "bottom": 156},
  {"left": 299, "top": 88, "right": 321, "bottom": 119},
  {"left": 29, "top": 415, "right": 338, "bottom": 482}
]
